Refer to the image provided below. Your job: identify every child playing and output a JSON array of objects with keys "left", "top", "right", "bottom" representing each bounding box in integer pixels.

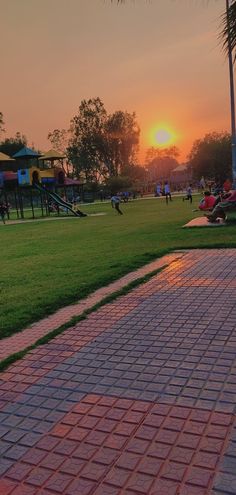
[{"left": 183, "top": 184, "right": 193, "bottom": 204}]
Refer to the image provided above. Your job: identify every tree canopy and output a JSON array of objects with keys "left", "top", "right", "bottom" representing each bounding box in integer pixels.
[
  {"left": 66, "top": 97, "right": 140, "bottom": 181},
  {"left": 188, "top": 132, "right": 232, "bottom": 182},
  {"left": 145, "top": 146, "right": 180, "bottom": 181},
  {"left": 221, "top": 0, "right": 236, "bottom": 61},
  {"left": 0, "top": 132, "right": 27, "bottom": 157}
]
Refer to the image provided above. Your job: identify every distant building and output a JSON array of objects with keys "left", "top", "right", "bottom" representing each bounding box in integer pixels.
[{"left": 170, "top": 163, "right": 192, "bottom": 186}]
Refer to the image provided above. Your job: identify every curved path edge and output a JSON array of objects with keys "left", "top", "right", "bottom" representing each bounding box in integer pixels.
[{"left": 0, "top": 252, "right": 186, "bottom": 365}]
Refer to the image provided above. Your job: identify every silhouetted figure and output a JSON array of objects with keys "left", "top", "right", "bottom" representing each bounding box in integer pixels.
[
  {"left": 111, "top": 195, "right": 123, "bottom": 215},
  {"left": 0, "top": 202, "right": 8, "bottom": 224},
  {"left": 183, "top": 184, "right": 193, "bottom": 204},
  {"left": 164, "top": 181, "right": 172, "bottom": 204}
]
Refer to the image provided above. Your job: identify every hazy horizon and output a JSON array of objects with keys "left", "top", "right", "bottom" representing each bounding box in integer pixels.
[{"left": 1, "top": 0, "right": 231, "bottom": 163}]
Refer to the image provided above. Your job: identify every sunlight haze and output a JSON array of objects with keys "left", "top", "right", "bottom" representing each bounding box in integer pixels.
[{"left": 1, "top": 0, "right": 229, "bottom": 162}]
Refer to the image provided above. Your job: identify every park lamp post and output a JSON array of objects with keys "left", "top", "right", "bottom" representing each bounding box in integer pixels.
[{"left": 226, "top": 0, "right": 236, "bottom": 189}]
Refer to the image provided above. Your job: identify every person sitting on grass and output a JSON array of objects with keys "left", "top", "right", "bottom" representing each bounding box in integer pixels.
[
  {"left": 206, "top": 189, "right": 236, "bottom": 222},
  {"left": 199, "top": 191, "right": 217, "bottom": 211},
  {"left": 111, "top": 194, "right": 123, "bottom": 215}
]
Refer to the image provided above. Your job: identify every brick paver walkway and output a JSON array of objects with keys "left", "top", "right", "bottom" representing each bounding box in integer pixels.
[
  {"left": 0, "top": 253, "right": 181, "bottom": 363},
  {"left": 0, "top": 249, "right": 236, "bottom": 494}
]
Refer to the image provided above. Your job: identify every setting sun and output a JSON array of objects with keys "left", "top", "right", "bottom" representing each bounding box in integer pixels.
[{"left": 149, "top": 125, "right": 176, "bottom": 148}]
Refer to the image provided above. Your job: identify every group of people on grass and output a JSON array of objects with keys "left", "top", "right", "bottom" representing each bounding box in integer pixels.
[
  {"left": 202, "top": 188, "right": 236, "bottom": 223},
  {"left": 156, "top": 182, "right": 172, "bottom": 204},
  {"left": 155, "top": 180, "right": 172, "bottom": 203},
  {"left": 2, "top": 179, "right": 236, "bottom": 222},
  {"left": 185, "top": 178, "right": 236, "bottom": 223},
  {"left": 155, "top": 178, "right": 236, "bottom": 223}
]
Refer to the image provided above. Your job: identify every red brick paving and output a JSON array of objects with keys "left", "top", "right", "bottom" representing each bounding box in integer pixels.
[
  {"left": 0, "top": 253, "right": 181, "bottom": 362},
  {"left": 1, "top": 249, "right": 236, "bottom": 494},
  {"left": 0, "top": 394, "right": 234, "bottom": 494}
]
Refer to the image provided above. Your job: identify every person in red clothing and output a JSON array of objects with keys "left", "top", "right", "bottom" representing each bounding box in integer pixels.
[
  {"left": 199, "top": 191, "right": 217, "bottom": 211},
  {"left": 206, "top": 189, "right": 236, "bottom": 222},
  {"left": 223, "top": 179, "right": 232, "bottom": 192}
]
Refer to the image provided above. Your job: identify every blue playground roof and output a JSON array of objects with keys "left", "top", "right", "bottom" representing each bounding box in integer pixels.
[{"left": 13, "top": 147, "right": 41, "bottom": 159}]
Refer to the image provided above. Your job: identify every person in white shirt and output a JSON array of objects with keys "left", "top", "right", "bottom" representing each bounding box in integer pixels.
[
  {"left": 164, "top": 181, "right": 172, "bottom": 204},
  {"left": 111, "top": 194, "right": 123, "bottom": 215}
]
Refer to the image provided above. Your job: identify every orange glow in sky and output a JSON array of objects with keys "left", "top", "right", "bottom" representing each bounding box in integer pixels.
[
  {"left": 149, "top": 125, "right": 177, "bottom": 148},
  {"left": 1, "top": 0, "right": 230, "bottom": 164}
]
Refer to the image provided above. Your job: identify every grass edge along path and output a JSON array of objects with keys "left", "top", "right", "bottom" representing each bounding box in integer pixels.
[
  {"left": 2, "top": 243, "right": 234, "bottom": 341},
  {"left": 2, "top": 196, "right": 236, "bottom": 340},
  {"left": 0, "top": 261, "right": 174, "bottom": 372},
  {"left": 1, "top": 248, "right": 173, "bottom": 340}
]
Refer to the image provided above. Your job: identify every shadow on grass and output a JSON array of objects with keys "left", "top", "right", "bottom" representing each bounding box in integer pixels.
[
  {"left": 0, "top": 264, "right": 169, "bottom": 372},
  {"left": 227, "top": 217, "right": 236, "bottom": 225}
]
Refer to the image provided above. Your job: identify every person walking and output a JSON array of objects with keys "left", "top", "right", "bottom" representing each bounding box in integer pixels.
[
  {"left": 0, "top": 202, "right": 7, "bottom": 224},
  {"left": 111, "top": 194, "right": 123, "bottom": 215},
  {"left": 164, "top": 181, "right": 172, "bottom": 204}
]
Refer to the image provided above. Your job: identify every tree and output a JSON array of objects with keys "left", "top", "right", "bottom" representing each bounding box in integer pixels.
[
  {"left": 188, "top": 131, "right": 232, "bottom": 182},
  {"left": 0, "top": 112, "right": 5, "bottom": 140},
  {"left": 68, "top": 98, "right": 140, "bottom": 181},
  {"left": 105, "top": 175, "right": 132, "bottom": 194},
  {"left": 68, "top": 98, "right": 107, "bottom": 182},
  {"left": 221, "top": 0, "right": 236, "bottom": 188},
  {"left": 0, "top": 132, "right": 27, "bottom": 157},
  {"left": 102, "top": 111, "right": 140, "bottom": 176},
  {"left": 122, "top": 163, "right": 147, "bottom": 182},
  {"left": 47, "top": 128, "right": 71, "bottom": 176},
  {"left": 145, "top": 146, "right": 180, "bottom": 181},
  {"left": 221, "top": 0, "right": 236, "bottom": 60},
  {"left": 145, "top": 145, "right": 179, "bottom": 164},
  {"left": 47, "top": 128, "right": 69, "bottom": 154}
]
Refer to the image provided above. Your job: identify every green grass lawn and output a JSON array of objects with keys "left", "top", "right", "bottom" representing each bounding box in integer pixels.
[{"left": 1, "top": 194, "right": 235, "bottom": 339}]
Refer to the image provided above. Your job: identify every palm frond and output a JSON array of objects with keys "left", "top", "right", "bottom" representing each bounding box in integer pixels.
[{"left": 220, "top": 0, "right": 236, "bottom": 60}]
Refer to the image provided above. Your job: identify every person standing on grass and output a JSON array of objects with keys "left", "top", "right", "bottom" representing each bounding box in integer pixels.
[
  {"left": 0, "top": 202, "right": 7, "bottom": 224},
  {"left": 156, "top": 183, "right": 162, "bottom": 197},
  {"left": 164, "top": 181, "right": 172, "bottom": 204},
  {"left": 111, "top": 194, "right": 123, "bottom": 215},
  {"left": 200, "top": 176, "right": 205, "bottom": 190}
]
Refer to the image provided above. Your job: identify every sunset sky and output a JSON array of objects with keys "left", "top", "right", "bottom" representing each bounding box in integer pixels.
[{"left": 1, "top": 0, "right": 231, "bottom": 163}]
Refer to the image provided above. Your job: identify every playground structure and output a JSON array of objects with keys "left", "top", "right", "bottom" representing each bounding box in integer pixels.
[{"left": 0, "top": 147, "right": 86, "bottom": 219}]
